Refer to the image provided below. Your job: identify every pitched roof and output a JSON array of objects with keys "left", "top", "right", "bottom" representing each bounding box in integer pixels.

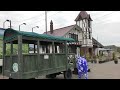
[
  {"left": 4, "top": 28, "right": 75, "bottom": 42},
  {"left": 75, "top": 11, "right": 93, "bottom": 21},
  {"left": 45, "top": 24, "right": 76, "bottom": 36},
  {"left": 92, "top": 37, "right": 104, "bottom": 48}
]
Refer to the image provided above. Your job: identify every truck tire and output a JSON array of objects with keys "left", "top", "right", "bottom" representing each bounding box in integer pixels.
[
  {"left": 64, "top": 69, "right": 72, "bottom": 79},
  {"left": 73, "top": 68, "right": 78, "bottom": 74},
  {"left": 30, "top": 78, "right": 35, "bottom": 79},
  {"left": 46, "top": 74, "right": 56, "bottom": 79},
  {"left": 50, "top": 74, "right": 56, "bottom": 79},
  {"left": 9, "top": 78, "right": 13, "bottom": 79},
  {"left": 88, "top": 69, "right": 91, "bottom": 72}
]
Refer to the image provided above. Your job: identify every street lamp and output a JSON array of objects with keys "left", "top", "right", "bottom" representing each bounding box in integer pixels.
[
  {"left": 19, "top": 23, "right": 26, "bottom": 31},
  {"left": 32, "top": 26, "right": 39, "bottom": 32},
  {"left": 3, "top": 19, "right": 11, "bottom": 29}
]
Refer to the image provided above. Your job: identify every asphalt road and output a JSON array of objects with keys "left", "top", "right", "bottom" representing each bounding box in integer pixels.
[
  {"left": 1, "top": 60, "right": 120, "bottom": 79},
  {"left": 88, "top": 60, "right": 120, "bottom": 79}
]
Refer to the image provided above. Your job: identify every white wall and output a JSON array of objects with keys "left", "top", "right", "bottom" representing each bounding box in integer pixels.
[
  {"left": 76, "top": 19, "right": 93, "bottom": 47},
  {"left": 77, "top": 21, "right": 79, "bottom": 26},
  {"left": 78, "top": 33, "right": 82, "bottom": 41},
  {"left": 80, "top": 21, "right": 82, "bottom": 28},
  {"left": 82, "top": 39, "right": 92, "bottom": 45},
  {"left": 95, "top": 48, "right": 99, "bottom": 56}
]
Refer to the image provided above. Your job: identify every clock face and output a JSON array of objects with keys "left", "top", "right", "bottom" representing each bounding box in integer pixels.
[{"left": 13, "top": 63, "right": 18, "bottom": 72}]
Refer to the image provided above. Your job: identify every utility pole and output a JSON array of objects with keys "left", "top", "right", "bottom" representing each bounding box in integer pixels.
[
  {"left": 10, "top": 20, "right": 11, "bottom": 28},
  {"left": 19, "top": 25, "right": 20, "bottom": 31},
  {"left": 97, "top": 35, "right": 98, "bottom": 56},
  {"left": 45, "top": 11, "right": 47, "bottom": 34}
]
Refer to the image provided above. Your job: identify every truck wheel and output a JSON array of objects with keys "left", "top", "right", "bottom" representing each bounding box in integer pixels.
[
  {"left": 73, "top": 68, "right": 78, "bottom": 74},
  {"left": 88, "top": 69, "right": 91, "bottom": 72},
  {"left": 46, "top": 74, "right": 56, "bottom": 79},
  {"left": 64, "top": 69, "right": 72, "bottom": 79},
  {"left": 9, "top": 78, "right": 13, "bottom": 79},
  {"left": 30, "top": 78, "right": 35, "bottom": 79},
  {"left": 46, "top": 75, "right": 50, "bottom": 78},
  {"left": 49, "top": 74, "right": 56, "bottom": 79}
]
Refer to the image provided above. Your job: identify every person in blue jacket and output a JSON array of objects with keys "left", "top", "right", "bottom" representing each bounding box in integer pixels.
[{"left": 76, "top": 56, "right": 88, "bottom": 79}]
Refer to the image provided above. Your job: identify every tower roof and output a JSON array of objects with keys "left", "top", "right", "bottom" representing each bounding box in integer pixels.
[
  {"left": 75, "top": 11, "right": 93, "bottom": 21},
  {"left": 50, "top": 20, "right": 53, "bottom": 24}
]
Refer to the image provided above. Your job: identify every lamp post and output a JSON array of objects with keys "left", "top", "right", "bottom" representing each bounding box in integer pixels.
[
  {"left": 19, "top": 23, "right": 26, "bottom": 31},
  {"left": 3, "top": 19, "right": 11, "bottom": 29},
  {"left": 32, "top": 26, "right": 39, "bottom": 32}
]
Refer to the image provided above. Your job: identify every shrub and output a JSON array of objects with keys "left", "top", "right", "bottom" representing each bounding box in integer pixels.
[{"left": 113, "top": 52, "right": 116, "bottom": 60}]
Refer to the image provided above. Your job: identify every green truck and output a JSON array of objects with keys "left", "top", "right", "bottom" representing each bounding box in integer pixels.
[{"left": 2, "top": 28, "right": 76, "bottom": 79}]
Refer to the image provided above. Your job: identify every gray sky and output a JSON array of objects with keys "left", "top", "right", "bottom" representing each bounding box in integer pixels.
[{"left": 0, "top": 11, "right": 120, "bottom": 46}]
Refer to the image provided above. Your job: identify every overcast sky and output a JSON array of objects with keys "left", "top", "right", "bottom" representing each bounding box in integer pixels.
[{"left": 0, "top": 11, "right": 120, "bottom": 46}]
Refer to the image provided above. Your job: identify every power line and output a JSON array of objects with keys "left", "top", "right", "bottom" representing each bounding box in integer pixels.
[
  {"left": 12, "top": 11, "right": 62, "bottom": 33},
  {"left": 92, "top": 12, "right": 120, "bottom": 44},
  {"left": 93, "top": 19, "right": 111, "bottom": 25},
  {"left": 12, "top": 12, "right": 45, "bottom": 22},
  {"left": 22, "top": 11, "right": 120, "bottom": 30},
  {"left": 13, "top": 11, "right": 114, "bottom": 32},
  {"left": 92, "top": 11, "right": 120, "bottom": 26},
  {"left": 8, "top": 11, "right": 120, "bottom": 34},
  {"left": 88, "top": 11, "right": 105, "bottom": 15},
  {"left": 93, "top": 11, "right": 116, "bottom": 20},
  {"left": 91, "top": 12, "right": 117, "bottom": 43},
  {"left": 4, "top": 12, "right": 52, "bottom": 24},
  {"left": 94, "top": 12, "right": 114, "bottom": 20},
  {"left": 27, "top": 11, "right": 62, "bottom": 26}
]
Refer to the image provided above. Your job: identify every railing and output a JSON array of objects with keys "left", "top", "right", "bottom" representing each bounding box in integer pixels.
[{"left": 68, "top": 41, "right": 82, "bottom": 45}]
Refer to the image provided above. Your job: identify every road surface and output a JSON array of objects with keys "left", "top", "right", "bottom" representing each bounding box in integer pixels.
[{"left": 0, "top": 60, "right": 120, "bottom": 79}]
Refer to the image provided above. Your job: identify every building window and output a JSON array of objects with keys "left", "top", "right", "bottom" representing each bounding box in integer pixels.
[
  {"left": 84, "top": 34, "right": 87, "bottom": 39},
  {"left": 69, "top": 33, "right": 78, "bottom": 41},
  {"left": 76, "top": 35, "right": 78, "bottom": 41},
  {"left": 89, "top": 31, "right": 91, "bottom": 39},
  {"left": 86, "top": 28, "right": 87, "bottom": 32},
  {"left": 69, "top": 33, "right": 71, "bottom": 38},
  {"left": 88, "top": 20, "right": 91, "bottom": 28}
]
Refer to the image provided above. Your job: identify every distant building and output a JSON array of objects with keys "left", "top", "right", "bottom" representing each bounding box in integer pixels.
[{"left": 92, "top": 37, "right": 104, "bottom": 56}]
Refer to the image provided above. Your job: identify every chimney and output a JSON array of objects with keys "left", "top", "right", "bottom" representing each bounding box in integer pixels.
[{"left": 50, "top": 20, "right": 53, "bottom": 34}]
